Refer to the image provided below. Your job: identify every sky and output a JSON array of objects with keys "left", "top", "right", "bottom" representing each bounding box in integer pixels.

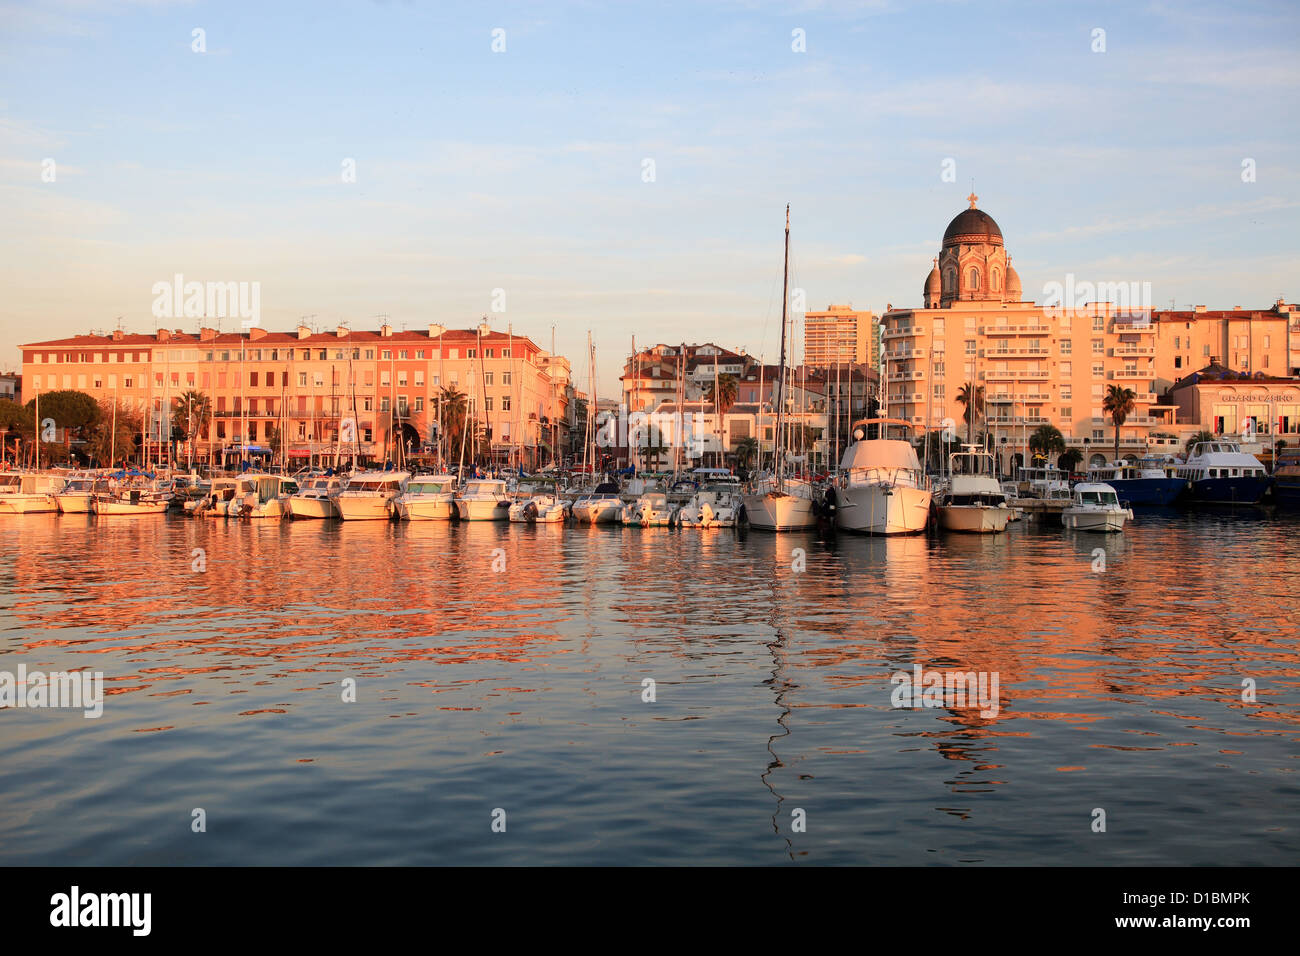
[{"left": 2, "top": 0, "right": 1298, "bottom": 398}]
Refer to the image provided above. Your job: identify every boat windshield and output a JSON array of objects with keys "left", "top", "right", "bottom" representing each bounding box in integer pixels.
[
  {"left": 408, "top": 481, "right": 451, "bottom": 494},
  {"left": 1078, "top": 490, "right": 1119, "bottom": 505},
  {"left": 463, "top": 481, "right": 504, "bottom": 495}
]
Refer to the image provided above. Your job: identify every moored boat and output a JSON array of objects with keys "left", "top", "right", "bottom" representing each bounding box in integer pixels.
[
  {"left": 0, "top": 471, "right": 64, "bottom": 514},
  {"left": 1174, "top": 439, "right": 1271, "bottom": 505},
  {"left": 287, "top": 474, "right": 348, "bottom": 519},
  {"left": 833, "top": 419, "right": 932, "bottom": 535},
  {"left": 1086, "top": 457, "right": 1187, "bottom": 506},
  {"left": 453, "top": 478, "right": 512, "bottom": 521},
  {"left": 335, "top": 470, "right": 410, "bottom": 521},
  {"left": 393, "top": 474, "right": 457, "bottom": 521},
  {"left": 1062, "top": 482, "right": 1132, "bottom": 532},
  {"left": 937, "top": 448, "right": 1012, "bottom": 534}
]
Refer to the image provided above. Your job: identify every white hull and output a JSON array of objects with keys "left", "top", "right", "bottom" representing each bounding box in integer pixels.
[
  {"left": 939, "top": 504, "right": 1011, "bottom": 534},
  {"left": 93, "top": 498, "right": 169, "bottom": 516},
  {"left": 56, "top": 494, "right": 95, "bottom": 514},
  {"left": 0, "top": 494, "right": 59, "bottom": 514},
  {"left": 397, "top": 497, "right": 455, "bottom": 520},
  {"left": 835, "top": 484, "right": 931, "bottom": 535},
  {"left": 288, "top": 497, "right": 338, "bottom": 519},
  {"left": 336, "top": 496, "right": 395, "bottom": 521},
  {"left": 1063, "top": 509, "right": 1129, "bottom": 532},
  {"left": 742, "top": 492, "right": 817, "bottom": 531},
  {"left": 574, "top": 500, "right": 623, "bottom": 524},
  {"left": 455, "top": 498, "right": 511, "bottom": 521}
]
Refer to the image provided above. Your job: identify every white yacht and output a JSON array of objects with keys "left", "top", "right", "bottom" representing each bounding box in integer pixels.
[
  {"left": 1014, "top": 464, "right": 1071, "bottom": 501},
  {"left": 509, "top": 493, "right": 567, "bottom": 523},
  {"left": 676, "top": 484, "right": 740, "bottom": 528},
  {"left": 335, "top": 470, "right": 410, "bottom": 521},
  {"left": 742, "top": 473, "right": 818, "bottom": 531},
  {"left": 1062, "top": 482, "right": 1132, "bottom": 532},
  {"left": 571, "top": 482, "right": 624, "bottom": 524},
  {"left": 393, "top": 474, "right": 457, "bottom": 521},
  {"left": 454, "top": 478, "right": 512, "bottom": 521},
  {"left": 194, "top": 476, "right": 244, "bottom": 517},
  {"left": 0, "top": 472, "right": 64, "bottom": 514},
  {"left": 833, "top": 419, "right": 931, "bottom": 535},
  {"left": 227, "top": 474, "right": 298, "bottom": 519},
  {"left": 620, "top": 491, "right": 677, "bottom": 526},
  {"left": 55, "top": 471, "right": 109, "bottom": 514},
  {"left": 93, "top": 475, "right": 174, "bottom": 516},
  {"left": 1174, "top": 439, "right": 1271, "bottom": 505},
  {"left": 287, "top": 474, "right": 348, "bottom": 519},
  {"left": 937, "top": 448, "right": 1012, "bottom": 534}
]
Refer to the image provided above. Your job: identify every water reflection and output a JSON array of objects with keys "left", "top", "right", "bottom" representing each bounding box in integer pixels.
[{"left": 1, "top": 511, "right": 1297, "bottom": 864}]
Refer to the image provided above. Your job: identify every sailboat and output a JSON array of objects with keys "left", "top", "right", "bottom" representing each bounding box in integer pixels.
[{"left": 742, "top": 205, "right": 818, "bottom": 531}]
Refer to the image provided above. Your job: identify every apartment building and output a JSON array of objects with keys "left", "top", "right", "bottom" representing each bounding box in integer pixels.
[{"left": 804, "top": 305, "right": 878, "bottom": 369}]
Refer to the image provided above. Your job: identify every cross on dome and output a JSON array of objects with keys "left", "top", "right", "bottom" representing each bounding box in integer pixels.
[{"left": 967, "top": 192, "right": 978, "bottom": 209}]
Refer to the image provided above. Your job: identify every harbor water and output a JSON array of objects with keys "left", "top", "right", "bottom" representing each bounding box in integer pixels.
[{"left": 1, "top": 511, "right": 1297, "bottom": 865}]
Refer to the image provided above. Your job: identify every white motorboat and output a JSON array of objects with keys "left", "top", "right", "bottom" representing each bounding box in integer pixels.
[
  {"left": 937, "top": 448, "right": 1012, "bottom": 534},
  {"left": 0, "top": 471, "right": 64, "bottom": 514},
  {"left": 335, "top": 470, "right": 410, "bottom": 521},
  {"left": 620, "top": 491, "right": 677, "bottom": 526},
  {"left": 509, "top": 493, "right": 566, "bottom": 523},
  {"left": 193, "top": 476, "right": 244, "bottom": 517},
  {"left": 92, "top": 478, "right": 174, "bottom": 516},
  {"left": 998, "top": 481, "right": 1025, "bottom": 521},
  {"left": 55, "top": 471, "right": 110, "bottom": 514},
  {"left": 1014, "top": 463, "right": 1071, "bottom": 502},
  {"left": 676, "top": 484, "right": 740, "bottom": 528},
  {"left": 228, "top": 474, "right": 298, "bottom": 519},
  {"left": 287, "top": 474, "right": 348, "bottom": 519},
  {"left": 1061, "top": 482, "right": 1132, "bottom": 532},
  {"left": 571, "top": 482, "right": 624, "bottom": 524},
  {"left": 393, "top": 474, "right": 457, "bottom": 521},
  {"left": 833, "top": 418, "right": 932, "bottom": 535},
  {"left": 454, "top": 478, "right": 512, "bottom": 521}
]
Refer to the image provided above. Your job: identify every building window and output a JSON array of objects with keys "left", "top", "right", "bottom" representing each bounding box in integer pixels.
[
  {"left": 466, "top": 349, "right": 476, "bottom": 359},
  {"left": 1092, "top": 362, "right": 1104, "bottom": 377},
  {"left": 380, "top": 372, "right": 390, "bottom": 387},
  {"left": 298, "top": 373, "right": 307, "bottom": 387},
  {"left": 1092, "top": 316, "right": 1105, "bottom": 331},
  {"left": 502, "top": 372, "right": 511, "bottom": 385},
  {"left": 363, "top": 398, "right": 373, "bottom": 412},
  {"left": 484, "top": 397, "right": 494, "bottom": 411},
  {"left": 965, "top": 340, "right": 976, "bottom": 355},
  {"left": 968, "top": 268, "right": 980, "bottom": 290},
  {"left": 1061, "top": 362, "right": 1072, "bottom": 376},
  {"left": 380, "top": 397, "right": 390, "bottom": 412},
  {"left": 1061, "top": 407, "right": 1072, "bottom": 420},
  {"left": 1060, "top": 385, "right": 1072, "bottom": 400},
  {"left": 1091, "top": 338, "right": 1104, "bottom": 354},
  {"left": 1060, "top": 339, "right": 1072, "bottom": 355},
  {"left": 399, "top": 350, "right": 408, "bottom": 360},
  {"left": 932, "top": 384, "right": 944, "bottom": 400},
  {"left": 398, "top": 372, "right": 408, "bottom": 386},
  {"left": 414, "top": 371, "right": 424, "bottom": 386},
  {"left": 503, "top": 349, "right": 511, "bottom": 358},
  {"left": 484, "top": 372, "right": 494, "bottom": 385},
  {"left": 1174, "top": 356, "right": 1183, "bottom": 369},
  {"left": 502, "top": 396, "right": 512, "bottom": 411},
  {"left": 485, "top": 348, "right": 495, "bottom": 358},
  {"left": 991, "top": 268, "right": 1001, "bottom": 291},
  {"left": 415, "top": 396, "right": 424, "bottom": 411},
  {"left": 1204, "top": 344, "right": 1211, "bottom": 356}
]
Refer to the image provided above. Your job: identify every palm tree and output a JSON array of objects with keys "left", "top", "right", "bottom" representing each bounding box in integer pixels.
[
  {"left": 734, "top": 435, "right": 759, "bottom": 470},
  {"left": 1028, "top": 423, "right": 1066, "bottom": 462},
  {"left": 1103, "top": 384, "right": 1137, "bottom": 464},
  {"left": 1059, "top": 447, "right": 1084, "bottom": 474},
  {"left": 438, "top": 385, "right": 468, "bottom": 459},
  {"left": 172, "top": 390, "right": 211, "bottom": 462},
  {"left": 705, "top": 374, "right": 739, "bottom": 416},
  {"left": 955, "top": 381, "right": 984, "bottom": 444}
]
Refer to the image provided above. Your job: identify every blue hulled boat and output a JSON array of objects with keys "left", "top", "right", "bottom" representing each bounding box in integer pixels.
[
  {"left": 1174, "top": 440, "right": 1271, "bottom": 505},
  {"left": 1086, "top": 458, "right": 1188, "bottom": 506}
]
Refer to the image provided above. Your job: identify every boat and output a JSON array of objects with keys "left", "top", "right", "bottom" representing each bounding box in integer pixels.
[
  {"left": 393, "top": 474, "right": 457, "bottom": 520},
  {"left": 1174, "top": 439, "right": 1271, "bottom": 505},
  {"left": 287, "top": 474, "right": 348, "bottom": 519},
  {"left": 620, "top": 491, "right": 677, "bottom": 526},
  {"left": 453, "top": 478, "right": 512, "bottom": 521},
  {"left": 833, "top": 419, "right": 932, "bottom": 535},
  {"left": 998, "top": 481, "right": 1025, "bottom": 521},
  {"left": 676, "top": 483, "right": 740, "bottom": 528},
  {"left": 508, "top": 493, "right": 567, "bottom": 523},
  {"left": 937, "top": 448, "right": 1013, "bottom": 533},
  {"left": 55, "top": 471, "right": 110, "bottom": 514},
  {"left": 92, "top": 475, "right": 174, "bottom": 516},
  {"left": 1273, "top": 446, "right": 1300, "bottom": 508},
  {"left": 1062, "top": 482, "right": 1132, "bottom": 532},
  {"left": 1014, "top": 463, "right": 1071, "bottom": 502},
  {"left": 571, "top": 481, "right": 624, "bottom": 524},
  {"left": 335, "top": 470, "right": 410, "bottom": 521},
  {"left": 1086, "top": 458, "right": 1187, "bottom": 506},
  {"left": 0, "top": 471, "right": 64, "bottom": 514},
  {"left": 228, "top": 474, "right": 298, "bottom": 518},
  {"left": 193, "top": 476, "right": 243, "bottom": 517}
]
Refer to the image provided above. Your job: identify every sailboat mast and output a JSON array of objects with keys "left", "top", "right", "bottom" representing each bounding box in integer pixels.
[{"left": 775, "top": 204, "right": 790, "bottom": 487}]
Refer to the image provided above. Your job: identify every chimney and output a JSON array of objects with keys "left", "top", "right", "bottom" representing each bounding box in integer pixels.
[
  {"left": 478, "top": 321, "right": 491, "bottom": 336},
  {"left": 112, "top": 330, "right": 124, "bottom": 342},
  {"left": 380, "top": 324, "right": 392, "bottom": 337},
  {"left": 337, "top": 325, "right": 348, "bottom": 337},
  {"left": 1233, "top": 305, "right": 1242, "bottom": 310},
  {"left": 249, "top": 327, "right": 268, "bottom": 340},
  {"left": 1194, "top": 304, "right": 1207, "bottom": 313},
  {"left": 297, "top": 325, "right": 311, "bottom": 339},
  {"left": 199, "top": 327, "right": 218, "bottom": 342},
  {"left": 156, "top": 328, "right": 170, "bottom": 341},
  {"left": 428, "top": 323, "right": 445, "bottom": 337}
]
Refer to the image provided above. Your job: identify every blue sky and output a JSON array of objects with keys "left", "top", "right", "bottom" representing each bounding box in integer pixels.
[{"left": 2, "top": 0, "right": 1298, "bottom": 396}]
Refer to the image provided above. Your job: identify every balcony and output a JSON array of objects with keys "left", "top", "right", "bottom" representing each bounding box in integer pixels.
[
  {"left": 1107, "top": 369, "right": 1155, "bottom": 381},
  {"left": 987, "top": 392, "right": 1050, "bottom": 404},
  {"left": 979, "top": 325, "right": 1051, "bottom": 335},
  {"left": 980, "top": 347, "right": 1051, "bottom": 357},
  {"left": 887, "top": 370, "right": 925, "bottom": 383},
  {"left": 984, "top": 370, "right": 1050, "bottom": 381},
  {"left": 986, "top": 415, "right": 1053, "bottom": 426},
  {"left": 1111, "top": 345, "right": 1156, "bottom": 356},
  {"left": 881, "top": 326, "right": 920, "bottom": 339},
  {"left": 882, "top": 348, "right": 925, "bottom": 361}
]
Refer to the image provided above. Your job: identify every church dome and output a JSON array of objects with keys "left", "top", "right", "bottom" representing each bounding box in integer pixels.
[
  {"left": 1005, "top": 261, "right": 1022, "bottom": 297},
  {"left": 943, "top": 195, "right": 1003, "bottom": 246}
]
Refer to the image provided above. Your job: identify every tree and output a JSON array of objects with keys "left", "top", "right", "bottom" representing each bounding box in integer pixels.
[
  {"left": 955, "top": 382, "right": 984, "bottom": 444},
  {"left": 1028, "top": 424, "right": 1066, "bottom": 462},
  {"left": 705, "top": 374, "right": 739, "bottom": 416},
  {"left": 1103, "top": 384, "right": 1137, "bottom": 464},
  {"left": 26, "top": 389, "right": 100, "bottom": 452},
  {"left": 84, "top": 400, "right": 142, "bottom": 467},
  {"left": 171, "top": 390, "right": 211, "bottom": 442},
  {"left": 438, "top": 386, "right": 468, "bottom": 459},
  {"left": 1059, "top": 448, "right": 1084, "bottom": 474},
  {"left": 734, "top": 435, "right": 759, "bottom": 469}
]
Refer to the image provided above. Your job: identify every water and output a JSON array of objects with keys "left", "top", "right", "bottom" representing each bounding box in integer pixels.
[{"left": 2, "top": 510, "right": 1297, "bottom": 865}]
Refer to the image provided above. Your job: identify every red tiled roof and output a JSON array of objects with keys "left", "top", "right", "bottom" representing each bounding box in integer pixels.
[{"left": 21, "top": 327, "right": 541, "bottom": 351}]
